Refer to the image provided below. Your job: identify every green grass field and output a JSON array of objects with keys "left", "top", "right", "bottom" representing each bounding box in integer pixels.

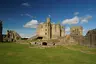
[{"left": 0, "top": 43, "right": 96, "bottom": 64}]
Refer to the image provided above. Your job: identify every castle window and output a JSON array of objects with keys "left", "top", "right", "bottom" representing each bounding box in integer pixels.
[
  {"left": 76, "top": 34, "right": 78, "bottom": 35},
  {"left": 42, "top": 42, "right": 47, "bottom": 46},
  {"left": 45, "top": 33, "right": 47, "bottom": 35},
  {"left": 45, "top": 29, "right": 47, "bottom": 31},
  {"left": 41, "top": 26, "right": 43, "bottom": 28}
]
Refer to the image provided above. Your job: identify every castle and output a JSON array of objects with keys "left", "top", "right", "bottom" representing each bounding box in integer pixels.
[
  {"left": 0, "top": 18, "right": 96, "bottom": 47},
  {"left": 36, "top": 18, "right": 65, "bottom": 40},
  {"left": 0, "top": 20, "right": 21, "bottom": 42},
  {"left": 34, "top": 17, "right": 84, "bottom": 45}
]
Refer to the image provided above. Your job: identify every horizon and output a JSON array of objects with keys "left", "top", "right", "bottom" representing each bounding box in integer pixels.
[{"left": 0, "top": 0, "right": 96, "bottom": 38}]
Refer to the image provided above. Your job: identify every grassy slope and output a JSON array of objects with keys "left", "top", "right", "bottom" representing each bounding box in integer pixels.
[{"left": 0, "top": 43, "right": 96, "bottom": 64}]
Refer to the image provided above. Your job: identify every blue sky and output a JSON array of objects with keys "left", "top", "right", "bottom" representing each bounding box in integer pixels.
[{"left": 0, "top": 0, "right": 96, "bottom": 38}]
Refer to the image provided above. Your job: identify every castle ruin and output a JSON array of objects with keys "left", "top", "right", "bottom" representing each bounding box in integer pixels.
[
  {"left": 3, "top": 30, "right": 21, "bottom": 42},
  {"left": 31, "top": 17, "right": 84, "bottom": 46},
  {"left": 83, "top": 29, "right": 96, "bottom": 47},
  {"left": 70, "top": 26, "right": 83, "bottom": 36},
  {"left": 36, "top": 18, "right": 65, "bottom": 40}
]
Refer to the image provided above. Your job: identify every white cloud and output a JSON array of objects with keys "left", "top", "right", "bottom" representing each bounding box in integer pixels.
[
  {"left": 65, "top": 27, "right": 70, "bottom": 32},
  {"left": 83, "top": 29, "right": 85, "bottom": 32},
  {"left": 23, "top": 20, "right": 39, "bottom": 28},
  {"left": 48, "top": 15, "right": 51, "bottom": 17},
  {"left": 62, "top": 16, "right": 79, "bottom": 25},
  {"left": 20, "top": 33, "right": 36, "bottom": 38},
  {"left": 40, "top": 22, "right": 44, "bottom": 24},
  {"left": 62, "top": 15, "right": 92, "bottom": 25},
  {"left": 25, "top": 14, "right": 33, "bottom": 18},
  {"left": 21, "top": 2, "right": 31, "bottom": 7},
  {"left": 82, "top": 29, "right": 90, "bottom": 36},
  {"left": 74, "top": 12, "right": 79, "bottom": 15},
  {"left": 80, "top": 15, "right": 92, "bottom": 23},
  {"left": 65, "top": 27, "right": 70, "bottom": 35},
  {"left": 52, "top": 22, "right": 55, "bottom": 24},
  {"left": 21, "top": 13, "right": 36, "bottom": 18}
]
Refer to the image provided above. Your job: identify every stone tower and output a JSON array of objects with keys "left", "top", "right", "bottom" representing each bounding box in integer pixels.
[
  {"left": 52, "top": 24, "right": 56, "bottom": 39},
  {"left": 70, "top": 26, "right": 83, "bottom": 36},
  {"left": 36, "top": 17, "right": 65, "bottom": 40},
  {"left": 61, "top": 26, "right": 65, "bottom": 37},
  {"left": 0, "top": 20, "right": 3, "bottom": 42},
  {"left": 56, "top": 24, "right": 61, "bottom": 37},
  {"left": 46, "top": 18, "right": 51, "bottom": 39}
]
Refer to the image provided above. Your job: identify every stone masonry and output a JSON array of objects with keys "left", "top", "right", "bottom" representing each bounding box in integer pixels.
[
  {"left": 3, "top": 30, "right": 21, "bottom": 42},
  {"left": 36, "top": 18, "right": 65, "bottom": 40}
]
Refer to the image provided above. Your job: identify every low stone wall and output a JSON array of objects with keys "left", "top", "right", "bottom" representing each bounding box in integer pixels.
[{"left": 30, "top": 41, "right": 56, "bottom": 46}]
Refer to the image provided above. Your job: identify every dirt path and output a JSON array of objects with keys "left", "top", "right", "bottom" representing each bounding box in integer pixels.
[{"left": 65, "top": 46, "right": 96, "bottom": 54}]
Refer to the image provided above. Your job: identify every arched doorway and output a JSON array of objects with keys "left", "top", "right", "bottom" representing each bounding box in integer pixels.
[
  {"left": 37, "top": 37, "right": 43, "bottom": 39},
  {"left": 42, "top": 42, "right": 47, "bottom": 46}
]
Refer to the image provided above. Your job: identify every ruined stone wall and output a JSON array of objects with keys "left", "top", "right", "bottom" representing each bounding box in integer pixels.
[
  {"left": 51, "top": 24, "right": 56, "bottom": 39},
  {"left": 84, "top": 29, "right": 96, "bottom": 47},
  {"left": 37, "top": 24, "right": 45, "bottom": 37},
  {"left": 51, "top": 24, "right": 61, "bottom": 39},
  {"left": 61, "top": 26, "right": 65, "bottom": 37},
  {"left": 43, "top": 24, "right": 48, "bottom": 39},
  {"left": 0, "top": 21, "right": 3, "bottom": 42},
  {"left": 59, "top": 35, "right": 78, "bottom": 45},
  {"left": 70, "top": 26, "right": 83, "bottom": 36},
  {"left": 46, "top": 18, "right": 51, "bottom": 39},
  {"left": 56, "top": 24, "right": 61, "bottom": 37},
  {"left": 4, "top": 30, "right": 21, "bottom": 42},
  {"left": 36, "top": 24, "right": 40, "bottom": 36}
]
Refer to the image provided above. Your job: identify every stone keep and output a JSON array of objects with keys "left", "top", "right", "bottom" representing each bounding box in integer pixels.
[
  {"left": 70, "top": 26, "right": 83, "bottom": 36},
  {"left": 36, "top": 18, "right": 65, "bottom": 40}
]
